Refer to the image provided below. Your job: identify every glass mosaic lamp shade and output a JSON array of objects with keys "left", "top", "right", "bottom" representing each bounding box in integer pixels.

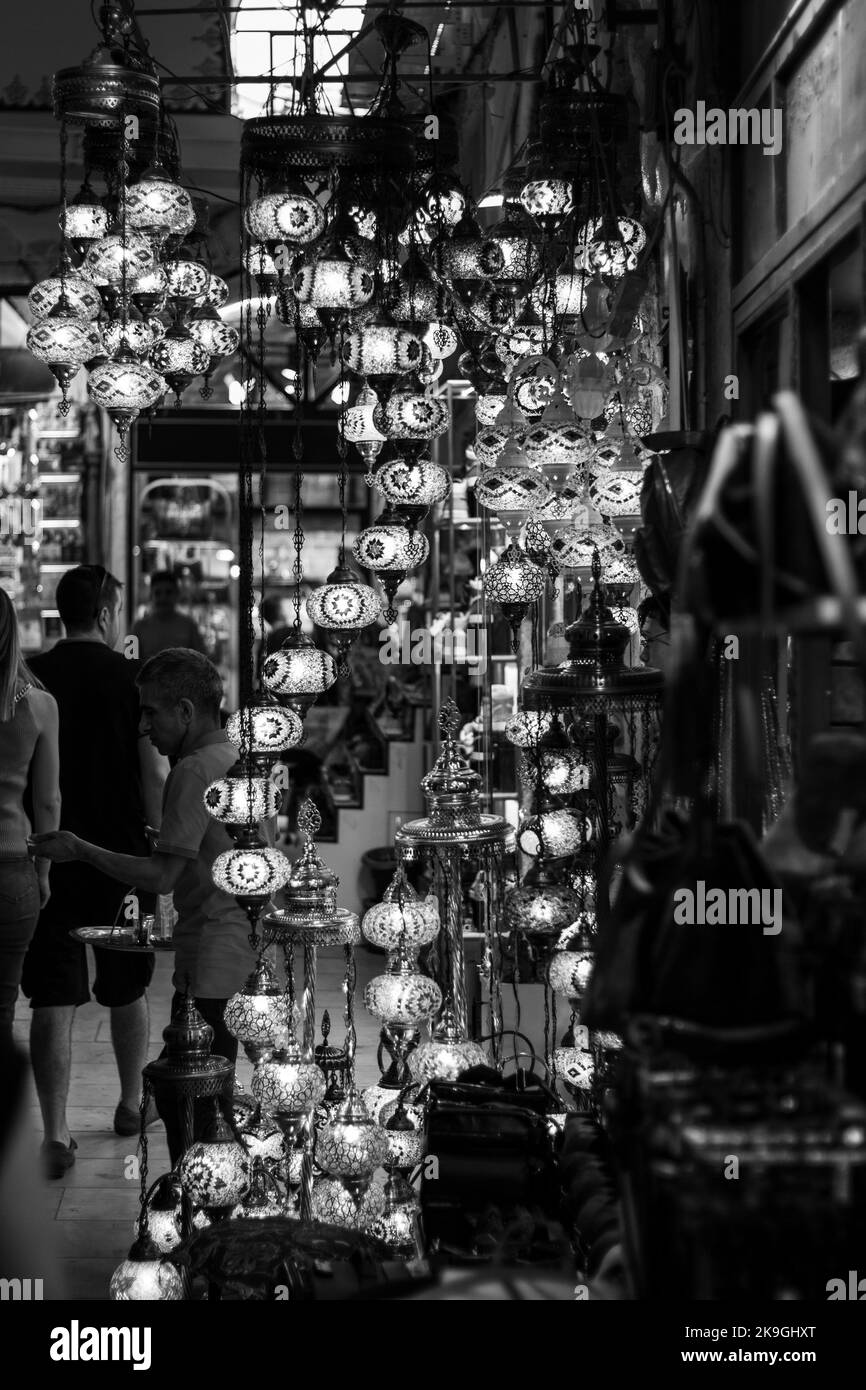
[
  {"left": 588, "top": 466, "right": 646, "bottom": 518},
  {"left": 261, "top": 632, "right": 338, "bottom": 710},
  {"left": 365, "top": 950, "right": 443, "bottom": 1027},
  {"left": 306, "top": 564, "right": 381, "bottom": 633},
  {"left": 130, "top": 266, "right": 169, "bottom": 313},
  {"left": 226, "top": 705, "right": 303, "bottom": 758},
  {"left": 26, "top": 303, "right": 102, "bottom": 372},
  {"left": 422, "top": 172, "right": 467, "bottom": 227},
  {"left": 224, "top": 957, "right": 290, "bottom": 1056},
  {"left": 212, "top": 840, "right": 290, "bottom": 901},
  {"left": 83, "top": 230, "right": 155, "bottom": 286},
  {"left": 517, "top": 809, "right": 589, "bottom": 859},
  {"left": 550, "top": 524, "right": 623, "bottom": 571},
  {"left": 317, "top": 1092, "right": 388, "bottom": 1179},
  {"left": 87, "top": 354, "right": 167, "bottom": 439},
  {"left": 548, "top": 922, "right": 596, "bottom": 1001},
  {"left": 28, "top": 272, "right": 102, "bottom": 321},
  {"left": 251, "top": 1036, "right": 326, "bottom": 1114},
  {"left": 474, "top": 461, "right": 552, "bottom": 519},
  {"left": 519, "top": 177, "right": 574, "bottom": 220},
  {"left": 483, "top": 539, "right": 545, "bottom": 603},
  {"left": 188, "top": 312, "right": 240, "bottom": 362},
  {"left": 292, "top": 254, "right": 374, "bottom": 314},
  {"left": 438, "top": 215, "right": 505, "bottom": 283},
  {"left": 203, "top": 763, "right": 281, "bottom": 825},
  {"left": 373, "top": 456, "right": 450, "bottom": 511},
  {"left": 567, "top": 353, "right": 612, "bottom": 420},
  {"left": 127, "top": 171, "right": 195, "bottom": 239},
  {"left": 64, "top": 186, "right": 109, "bottom": 246},
  {"left": 244, "top": 243, "right": 279, "bottom": 289},
  {"left": 424, "top": 321, "right": 458, "bottom": 360},
  {"left": 504, "top": 709, "right": 554, "bottom": 748},
  {"left": 244, "top": 181, "right": 326, "bottom": 245},
  {"left": 352, "top": 517, "right": 429, "bottom": 575},
  {"left": 367, "top": 1175, "right": 422, "bottom": 1257},
  {"left": 575, "top": 215, "right": 647, "bottom": 276},
  {"left": 310, "top": 1177, "right": 385, "bottom": 1229},
  {"left": 206, "top": 274, "right": 230, "bottom": 310},
  {"left": 102, "top": 316, "right": 159, "bottom": 358},
  {"left": 149, "top": 326, "right": 210, "bottom": 396},
  {"left": 503, "top": 870, "right": 585, "bottom": 938},
  {"left": 531, "top": 269, "right": 586, "bottom": 322},
  {"left": 474, "top": 390, "right": 509, "bottom": 428},
  {"left": 178, "top": 1111, "right": 251, "bottom": 1209},
  {"left": 519, "top": 746, "right": 590, "bottom": 796},
  {"left": 109, "top": 1241, "right": 185, "bottom": 1301},
  {"left": 488, "top": 203, "right": 542, "bottom": 288},
  {"left": 553, "top": 1045, "right": 595, "bottom": 1092},
  {"left": 341, "top": 323, "right": 423, "bottom": 378},
  {"left": 524, "top": 390, "right": 591, "bottom": 470},
  {"left": 408, "top": 1003, "right": 488, "bottom": 1083},
  {"left": 362, "top": 869, "right": 440, "bottom": 952},
  {"left": 390, "top": 252, "right": 439, "bottom": 323},
  {"left": 373, "top": 385, "right": 450, "bottom": 442},
  {"left": 139, "top": 1176, "right": 182, "bottom": 1255},
  {"left": 163, "top": 257, "right": 210, "bottom": 308}
]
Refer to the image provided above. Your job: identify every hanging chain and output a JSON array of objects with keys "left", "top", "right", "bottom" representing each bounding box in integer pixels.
[
  {"left": 343, "top": 943, "right": 357, "bottom": 1078},
  {"left": 136, "top": 1081, "right": 151, "bottom": 1240}
]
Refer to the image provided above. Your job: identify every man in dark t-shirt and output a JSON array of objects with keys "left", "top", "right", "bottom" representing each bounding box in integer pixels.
[{"left": 22, "top": 566, "right": 169, "bottom": 1176}]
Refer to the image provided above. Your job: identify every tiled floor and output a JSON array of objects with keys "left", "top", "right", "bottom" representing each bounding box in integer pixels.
[{"left": 12, "top": 944, "right": 382, "bottom": 1301}]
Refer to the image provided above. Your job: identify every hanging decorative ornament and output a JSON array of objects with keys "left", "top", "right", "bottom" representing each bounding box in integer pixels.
[
  {"left": 550, "top": 524, "right": 623, "bottom": 571},
  {"left": 212, "top": 833, "right": 290, "bottom": 916},
  {"left": 519, "top": 177, "right": 574, "bottom": 222},
  {"left": 178, "top": 1109, "right": 251, "bottom": 1211},
  {"left": 373, "top": 455, "right": 450, "bottom": 523},
  {"left": 130, "top": 266, "right": 169, "bottom": 315},
  {"left": 251, "top": 1026, "right": 327, "bottom": 1115},
  {"left": 205, "top": 273, "right": 230, "bottom": 310},
  {"left": 482, "top": 539, "right": 545, "bottom": 651},
  {"left": 138, "top": 1174, "right": 183, "bottom": 1255},
  {"left": 64, "top": 182, "right": 110, "bottom": 249},
  {"left": 127, "top": 166, "right": 196, "bottom": 241},
  {"left": 83, "top": 229, "right": 155, "bottom": 286},
  {"left": 588, "top": 464, "right": 647, "bottom": 519},
  {"left": 424, "top": 321, "right": 458, "bottom": 361},
  {"left": 517, "top": 809, "right": 589, "bottom": 859},
  {"left": 341, "top": 321, "right": 423, "bottom": 380},
  {"left": 244, "top": 242, "right": 279, "bottom": 293},
  {"left": 244, "top": 178, "right": 326, "bottom": 245},
  {"left": 548, "top": 917, "right": 597, "bottom": 1002},
  {"left": 292, "top": 230, "right": 375, "bottom": 339},
  {"left": 518, "top": 746, "right": 590, "bottom": 797},
  {"left": 310, "top": 1177, "right": 385, "bottom": 1229},
  {"left": 317, "top": 1091, "right": 388, "bottom": 1179},
  {"left": 488, "top": 202, "right": 542, "bottom": 295},
  {"left": 421, "top": 171, "right": 467, "bottom": 227},
  {"left": 225, "top": 704, "right": 303, "bottom": 762},
  {"left": 28, "top": 270, "right": 102, "bottom": 322},
  {"left": 342, "top": 382, "right": 387, "bottom": 471},
  {"left": 373, "top": 381, "right": 449, "bottom": 444},
  {"left": 436, "top": 210, "right": 505, "bottom": 292},
  {"left": 565, "top": 353, "right": 613, "bottom": 420},
  {"left": 187, "top": 307, "right": 240, "bottom": 366},
  {"left": 149, "top": 324, "right": 209, "bottom": 405},
  {"left": 524, "top": 388, "right": 591, "bottom": 471},
  {"left": 474, "top": 388, "right": 509, "bottom": 428},
  {"left": 408, "top": 1002, "right": 488, "bottom": 1083},
  {"left": 365, "top": 946, "right": 443, "bottom": 1027},
  {"left": 203, "top": 759, "right": 282, "bottom": 830},
  {"left": 503, "top": 864, "right": 585, "bottom": 938},
  {"left": 494, "top": 318, "right": 546, "bottom": 374},
  {"left": 504, "top": 709, "right": 554, "bottom": 747},
  {"left": 531, "top": 267, "right": 586, "bottom": 324},
  {"left": 102, "top": 313, "right": 158, "bottom": 359},
  {"left": 109, "top": 1235, "right": 185, "bottom": 1302},
  {"left": 87, "top": 353, "right": 166, "bottom": 457},
  {"left": 163, "top": 257, "right": 210, "bottom": 311},
  {"left": 575, "top": 215, "right": 647, "bottom": 277},
  {"left": 229, "top": 1158, "right": 285, "bottom": 1220},
  {"left": 306, "top": 562, "right": 382, "bottom": 667},
  {"left": 224, "top": 956, "right": 291, "bottom": 1063},
  {"left": 474, "top": 460, "right": 553, "bottom": 522},
  {"left": 26, "top": 294, "right": 103, "bottom": 410},
  {"left": 261, "top": 631, "right": 338, "bottom": 718},
  {"left": 367, "top": 1171, "right": 423, "bottom": 1259},
  {"left": 389, "top": 250, "right": 439, "bottom": 325},
  {"left": 362, "top": 866, "right": 440, "bottom": 953},
  {"left": 352, "top": 511, "right": 429, "bottom": 623}
]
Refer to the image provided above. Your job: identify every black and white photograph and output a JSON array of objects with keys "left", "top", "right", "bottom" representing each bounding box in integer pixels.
[{"left": 0, "top": 0, "right": 864, "bottom": 1363}]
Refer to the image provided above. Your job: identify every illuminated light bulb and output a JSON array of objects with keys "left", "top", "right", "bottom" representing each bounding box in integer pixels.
[
  {"left": 83, "top": 231, "right": 154, "bottom": 286},
  {"left": 28, "top": 272, "right": 102, "bottom": 322},
  {"left": 129, "top": 266, "right": 168, "bottom": 313},
  {"left": 126, "top": 170, "right": 195, "bottom": 239},
  {"left": 244, "top": 181, "right": 325, "bottom": 245}
]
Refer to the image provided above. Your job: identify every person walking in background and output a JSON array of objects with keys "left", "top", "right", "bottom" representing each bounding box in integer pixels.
[
  {"left": 0, "top": 589, "right": 60, "bottom": 1044},
  {"left": 30, "top": 648, "right": 259, "bottom": 1164},
  {"left": 131, "top": 569, "right": 207, "bottom": 663},
  {"left": 21, "top": 566, "right": 169, "bottom": 1177}
]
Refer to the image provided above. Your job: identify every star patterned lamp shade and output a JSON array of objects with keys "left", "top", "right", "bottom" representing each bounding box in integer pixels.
[
  {"left": 517, "top": 809, "right": 589, "bottom": 858},
  {"left": 408, "top": 1003, "right": 488, "bottom": 1083},
  {"left": 83, "top": 230, "right": 155, "bottom": 286},
  {"left": 109, "top": 1240, "right": 185, "bottom": 1301},
  {"left": 150, "top": 327, "right": 210, "bottom": 400},
  {"left": 365, "top": 949, "right": 443, "bottom": 1027},
  {"left": 438, "top": 216, "right": 505, "bottom": 283},
  {"left": 495, "top": 321, "right": 546, "bottom": 372},
  {"left": 244, "top": 181, "right": 326, "bottom": 245},
  {"left": 178, "top": 1111, "right": 251, "bottom": 1209},
  {"left": 306, "top": 563, "right": 381, "bottom": 632},
  {"left": 127, "top": 171, "right": 195, "bottom": 240},
  {"left": 362, "top": 867, "right": 440, "bottom": 952},
  {"left": 519, "top": 177, "right": 574, "bottom": 220},
  {"left": 251, "top": 1034, "right": 326, "bottom": 1115},
  {"left": 28, "top": 272, "right": 102, "bottom": 321},
  {"left": 310, "top": 1178, "right": 385, "bottom": 1229},
  {"left": 373, "top": 457, "right": 450, "bottom": 511},
  {"left": 317, "top": 1092, "right": 388, "bottom": 1179},
  {"left": 212, "top": 839, "right": 290, "bottom": 901},
  {"left": 224, "top": 957, "right": 290, "bottom": 1054},
  {"left": 261, "top": 632, "right": 337, "bottom": 709},
  {"left": 342, "top": 323, "right": 423, "bottom": 378},
  {"left": 292, "top": 255, "right": 374, "bottom": 315},
  {"left": 352, "top": 516, "right": 429, "bottom": 623},
  {"left": 203, "top": 762, "right": 281, "bottom": 825},
  {"left": 373, "top": 385, "right": 449, "bottom": 442},
  {"left": 226, "top": 704, "right": 303, "bottom": 757}
]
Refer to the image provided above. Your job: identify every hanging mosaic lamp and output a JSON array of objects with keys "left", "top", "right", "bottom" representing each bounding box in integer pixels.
[
  {"left": 517, "top": 809, "right": 590, "bottom": 859},
  {"left": 306, "top": 561, "right": 382, "bottom": 668},
  {"left": 203, "top": 758, "right": 282, "bottom": 832},
  {"left": 342, "top": 382, "right": 387, "bottom": 469},
  {"left": 178, "top": 1108, "right": 251, "bottom": 1211},
  {"left": 341, "top": 321, "right": 424, "bottom": 380},
  {"left": 548, "top": 916, "right": 597, "bottom": 1003},
  {"left": 138, "top": 1174, "right": 183, "bottom": 1255},
  {"left": 310, "top": 1176, "right": 385, "bottom": 1230},
  {"left": 389, "top": 250, "right": 439, "bottom": 325},
  {"left": 575, "top": 214, "right": 647, "bottom": 277},
  {"left": 250, "top": 1025, "right": 327, "bottom": 1116},
  {"left": 373, "top": 455, "right": 450, "bottom": 526},
  {"left": 261, "top": 631, "right": 338, "bottom": 718},
  {"left": 225, "top": 704, "right": 303, "bottom": 765},
  {"left": 482, "top": 539, "right": 545, "bottom": 651},
  {"left": 504, "top": 708, "right": 554, "bottom": 748},
  {"left": 519, "top": 176, "right": 574, "bottom": 223},
  {"left": 26, "top": 293, "right": 103, "bottom": 411},
  {"left": 64, "top": 181, "right": 110, "bottom": 250},
  {"left": 525, "top": 387, "right": 591, "bottom": 471},
  {"left": 224, "top": 956, "right": 291, "bottom": 1063},
  {"left": 163, "top": 257, "right": 210, "bottom": 311},
  {"left": 373, "top": 380, "right": 449, "bottom": 445},
  {"left": 212, "top": 830, "right": 290, "bottom": 927},
  {"left": 83, "top": 229, "right": 155, "bottom": 287},
  {"left": 365, "top": 945, "right": 443, "bottom": 1028},
  {"left": 244, "top": 178, "right": 326, "bottom": 246},
  {"left": 352, "top": 511, "right": 429, "bottom": 623},
  {"left": 28, "top": 270, "right": 102, "bottom": 322},
  {"left": 109, "top": 1234, "right": 185, "bottom": 1301},
  {"left": 488, "top": 201, "right": 542, "bottom": 295},
  {"left": 408, "top": 1001, "right": 488, "bottom": 1083},
  {"left": 424, "top": 320, "right": 458, "bottom": 361},
  {"left": 421, "top": 170, "right": 467, "bottom": 227},
  {"left": 503, "top": 862, "right": 585, "bottom": 938},
  {"left": 87, "top": 352, "right": 167, "bottom": 456},
  {"left": 130, "top": 266, "right": 169, "bottom": 315},
  {"left": 317, "top": 1090, "right": 388, "bottom": 1180},
  {"left": 362, "top": 865, "right": 440, "bottom": 952},
  {"left": 126, "top": 166, "right": 196, "bottom": 241},
  {"left": 188, "top": 307, "right": 240, "bottom": 367}
]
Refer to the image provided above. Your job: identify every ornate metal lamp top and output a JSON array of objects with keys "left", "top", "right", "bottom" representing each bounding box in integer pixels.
[{"left": 283, "top": 798, "right": 339, "bottom": 916}]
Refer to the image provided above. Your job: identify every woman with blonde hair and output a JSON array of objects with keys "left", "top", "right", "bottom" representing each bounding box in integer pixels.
[{"left": 0, "top": 589, "right": 60, "bottom": 1041}]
